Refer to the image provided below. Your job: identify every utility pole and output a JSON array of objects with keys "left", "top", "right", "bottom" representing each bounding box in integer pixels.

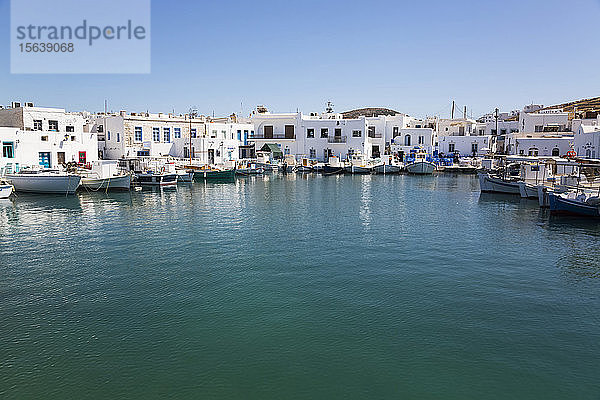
[
  {"left": 463, "top": 106, "right": 467, "bottom": 119},
  {"left": 189, "top": 107, "right": 198, "bottom": 165},
  {"left": 451, "top": 100, "right": 455, "bottom": 119},
  {"left": 494, "top": 108, "right": 499, "bottom": 154}
]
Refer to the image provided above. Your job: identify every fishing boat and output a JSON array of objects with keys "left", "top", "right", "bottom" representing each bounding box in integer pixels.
[
  {"left": 344, "top": 153, "right": 374, "bottom": 174},
  {"left": 323, "top": 155, "right": 344, "bottom": 175},
  {"left": 405, "top": 150, "right": 436, "bottom": 174},
  {"left": 135, "top": 172, "right": 178, "bottom": 187},
  {"left": 0, "top": 184, "right": 13, "bottom": 198},
  {"left": 203, "top": 169, "right": 236, "bottom": 180},
  {"left": 79, "top": 160, "right": 131, "bottom": 191},
  {"left": 4, "top": 170, "right": 81, "bottom": 194},
  {"left": 235, "top": 162, "right": 264, "bottom": 175},
  {"left": 548, "top": 191, "right": 600, "bottom": 217},
  {"left": 373, "top": 155, "right": 402, "bottom": 174},
  {"left": 295, "top": 157, "right": 313, "bottom": 173},
  {"left": 478, "top": 173, "right": 521, "bottom": 194}
]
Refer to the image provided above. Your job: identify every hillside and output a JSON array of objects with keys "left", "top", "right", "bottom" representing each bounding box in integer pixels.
[{"left": 342, "top": 107, "right": 401, "bottom": 119}]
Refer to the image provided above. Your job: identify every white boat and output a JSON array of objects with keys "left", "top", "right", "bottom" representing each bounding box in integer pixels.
[
  {"left": 405, "top": 150, "right": 436, "bottom": 174},
  {"left": 135, "top": 173, "right": 178, "bottom": 186},
  {"left": 79, "top": 160, "right": 131, "bottom": 191},
  {"left": 0, "top": 184, "right": 13, "bottom": 198},
  {"left": 478, "top": 173, "right": 521, "bottom": 194},
  {"left": 518, "top": 181, "right": 539, "bottom": 199},
  {"left": 5, "top": 170, "right": 81, "bottom": 194},
  {"left": 374, "top": 155, "right": 402, "bottom": 174},
  {"left": 344, "top": 153, "right": 374, "bottom": 174}
]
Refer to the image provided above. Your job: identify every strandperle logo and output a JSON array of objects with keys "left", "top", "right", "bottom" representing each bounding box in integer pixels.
[
  {"left": 15, "top": 20, "right": 147, "bottom": 46},
  {"left": 11, "top": 0, "right": 151, "bottom": 74}
]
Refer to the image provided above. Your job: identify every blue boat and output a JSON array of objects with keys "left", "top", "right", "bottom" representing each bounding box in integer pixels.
[{"left": 548, "top": 192, "right": 600, "bottom": 217}]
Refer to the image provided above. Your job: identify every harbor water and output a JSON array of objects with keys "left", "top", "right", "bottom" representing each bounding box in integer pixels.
[{"left": 1, "top": 174, "right": 599, "bottom": 399}]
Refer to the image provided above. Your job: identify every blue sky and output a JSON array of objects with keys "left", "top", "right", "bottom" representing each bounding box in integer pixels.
[{"left": 1, "top": 0, "right": 599, "bottom": 118}]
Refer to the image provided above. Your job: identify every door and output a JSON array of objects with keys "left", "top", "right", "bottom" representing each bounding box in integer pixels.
[
  {"left": 372, "top": 145, "right": 380, "bottom": 158},
  {"left": 284, "top": 125, "right": 294, "bottom": 139},
  {"left": 264, "top": 125, "right": 273, "bottom": 139},
  {"left": 78, "top": 151, "right": 86, "bottom": 164},
  {"left": 208, "top": 149, "right": 215, "bottom": 164},
  {"left": 57, "top": 152, "right": 65, "bottom": 165},
  {"left": 39, "top": 152, "right": 51, "bottom": 168}
]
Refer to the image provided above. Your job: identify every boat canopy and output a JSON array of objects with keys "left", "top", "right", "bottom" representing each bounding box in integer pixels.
[{"left": 259, "top": 143, "right": 284, "bottom": 159}]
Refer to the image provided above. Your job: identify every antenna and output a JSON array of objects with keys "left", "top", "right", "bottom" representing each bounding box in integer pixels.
[{"left": 325, "top": 101, "right": 334, "bottom": 114}]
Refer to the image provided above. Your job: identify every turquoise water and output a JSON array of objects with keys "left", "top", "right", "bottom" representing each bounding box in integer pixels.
[{"left": 1, "top": 174, "right": 599, "bottom": 399}]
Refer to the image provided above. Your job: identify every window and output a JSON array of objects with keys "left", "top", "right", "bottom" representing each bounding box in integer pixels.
[
  {"left": 519, "top": 150, "right": 524, "bottom": 155},
  {"left": 404, "top": 135, "right": 411, "bottom": 146},
  {"left": 116, "top": 132, "right": 120, "bottom": 142},
  {"left": 418, "top": 136, "right": 424, "bottom": 144},
  {"left": 309, "top": 148, "right": 316, "bottom": 158},
  {"left": 471, "top": 143, "right": 478, "bottom": 154},
  {"left": 152, "top": 127, "right": 160, "bottom": 142},
  {"left": 33, "top": 120, "right": 42, "bottom": 130},
  {"left": 534, "top": 125, "right": 543, "bottom": 132},
  {"left": 334, "top": 128, "right": 341, "bottom": 137},
  {"left": 2, "top": 142, "right": 14, "bottom": 158},
  {"left": 307, "top": 128, "right": 314, "bottom": 138},
  {"left": 221, "top": 130, "right": 227, "bottom": 139},
  {"left": 191, "top": 128, "right": 197, "bottom": 138},
  {"left": 66, "top": 126, "right": 74, "bottom": 132},
  {"left": 48, "top": 120, "right": 59, "bottom": 131},
  {"left": 97, "top": 124, "right": 104, "bottom": 133},
  {"left": 393, "top": 127, "right": 399, "bottom": 135},
  {"left": 79, "top": 151, "right": 86, "bottom": 164},
  {"left": 448, "top": 143, "right": 455, "bottom": 152},
  {"left": 237, "top": 130, "right": 242, "bottom": 141},
  {"left": 71, "top": 136, "right": 76, "bottom": 141},
  {"left": 459, "top": 126, "right": 465, "bottom": 135},
  {"left": 134, "top": 126, "right": 143, "bottom": 142},
  {"left": 107, "top": 131, "right": 111, "bottom": 141},
  {"left": 552, "top": 148, "right": 560, "bottom": 156},
  {"left": 39, "top": 152, "right": 51, "bottom": 168},
  {"left": 174, "top": 127, "right": 181, "bottom": 139},
  {"left": 500, "top": 129, "right": 506, "bottom": 135},
  {"left": 284, "top": 125, "right": 294, "bottom": 139},
  {"left": 211, "top": 130, "right": 217, "bottom": 138},
  {"left": 41, "top": 135, "right": 48, "bottom": 141},
  {"left": 352, "top": 130, "right": 362, "bottom": 137},
  {"left": 491, "top": 129, "right": 497, "bottom": 135},
  {"left": 528, "top": 148, "right": 539, "bottom": 156},
  {"left": 321, "top": 128, "right": 328, "bottom": 138},
  {"left": 163, "top": 127, "right": 171, "bottom": 142},
  {"left": 368, "top": 126, "right": 376, "bottom": 137}
]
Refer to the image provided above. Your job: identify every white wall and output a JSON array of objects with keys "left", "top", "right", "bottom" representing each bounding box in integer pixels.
[
  {"left": 438, "top": 135, "right": 491, "bottom": 156},
  {"left": 0, "top": 127, "right": 98, "bottom": 171}
]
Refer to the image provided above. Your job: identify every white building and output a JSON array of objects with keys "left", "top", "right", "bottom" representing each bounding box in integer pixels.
[
  {"left": 249, "top": 106, "right": 431, "bottom": 161},
  {"left": 436, "top": 117, "right": 491, "bottom": 156},
  {"left": 0, "top": 104, "right": 98, "bottom": 170},
  {"left": 92, "top": 111, "right": 252, "bottom": 164},
  {"left": 574, "top": 115, "right": 600, "bottom": 158}
]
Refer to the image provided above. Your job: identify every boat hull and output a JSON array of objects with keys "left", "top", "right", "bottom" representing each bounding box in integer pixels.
[
  {"left": 345, "top": 165, "right": 373, "bottom": 174},
  {"left": 323, "top": 165, "right": 344, "bottom": 175},
  {"left": 295, "top": 166, "right": 313, "bottom": 173},
  {"left": 204, "top": 169, "right": 236, "bottom": 180},
  {"left": 5, "top": 174, "right": 81, "bottom": 194},
  {"left": 374, "top": 164, "right": 401, "bottom": 174},
  {"left": 81, "top": 175, "right": 131, "bottom": 191},
  {"left": 0, "top": 184, "right": 13, "bottom": 198},
  {"left": 136, "top": 173, "right": 178, "bottom": 186},
  {"left": 518, "top": 182, "right": 539, "bottom": 199},
  {"left": 406, "top": 161, "right": 436, "bottom": 174},
  {"left": 548, "top": 193, "right": 600, "bottom": 217},
  {"left": 478, "top": 173, "right": 521, "bottom": 195}
]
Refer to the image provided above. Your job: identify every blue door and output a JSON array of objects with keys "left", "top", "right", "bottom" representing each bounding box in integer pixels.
[{"left": 39, "top": 152, "right": 51, "bottom": 168}]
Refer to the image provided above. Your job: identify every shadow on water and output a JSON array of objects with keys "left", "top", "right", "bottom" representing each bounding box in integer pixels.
[{"left": 478, "top": 192, "right": 522, "bottom": 204}]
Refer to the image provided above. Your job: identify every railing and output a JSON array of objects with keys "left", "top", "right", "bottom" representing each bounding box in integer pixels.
[
  {"left": 249, "top": 134, "right": 295, "bottom": 139},
  {"left": 328, "top": 136, "right": 347, "bottom": 143},
  {"left": 368, "top": 133, "right": 382, "bottom": 138}
]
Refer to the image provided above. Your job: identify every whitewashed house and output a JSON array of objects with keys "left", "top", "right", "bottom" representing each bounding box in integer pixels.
[
  {"left": 437, "top": 117, "right": 491, "bottom": 156},
  {"left": 92, "top": 111, "right": 252, "bottom": 164},
  {"left": 574, "top": 115, "right": 600, "bottom": 158},
  {"left": 0, "top": 104, "right": 98, "bottom": 171}
]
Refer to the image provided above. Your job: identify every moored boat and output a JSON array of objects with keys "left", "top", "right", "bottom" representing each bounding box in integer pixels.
[
  {"left": 204, "top": 169, "right": 236, "bottom": 180},
  {"left": 0, "top": 184, "right": 13, "bottom": 198},
  {"left": 405, "top": 150, "right": 436, "bottom": 174},
  {"left": 548, "top": 191, "right": 600, "bottom": 217},
  {"left": 135, "top": 173, "right": 178, "bottom": 187},
  {"left": 5, "top": 170, "right": 81, "bottom": 194},
  {"left": 79, "top": 160, "right": 131, "bottom": 191},
  {"left": 478, "top": 172, "right": 521, "bottom": 194}
]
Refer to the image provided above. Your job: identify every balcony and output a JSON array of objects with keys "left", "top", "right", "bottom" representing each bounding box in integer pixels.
[
  {"left": 249, "top": 134, "right": 295, "bottom": 139},
  {"left": 368, "top": 133, "right": 382, "bottom": 138},
  {"left": 328, "top": 135, "right": 347, "bottom": 143}
]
